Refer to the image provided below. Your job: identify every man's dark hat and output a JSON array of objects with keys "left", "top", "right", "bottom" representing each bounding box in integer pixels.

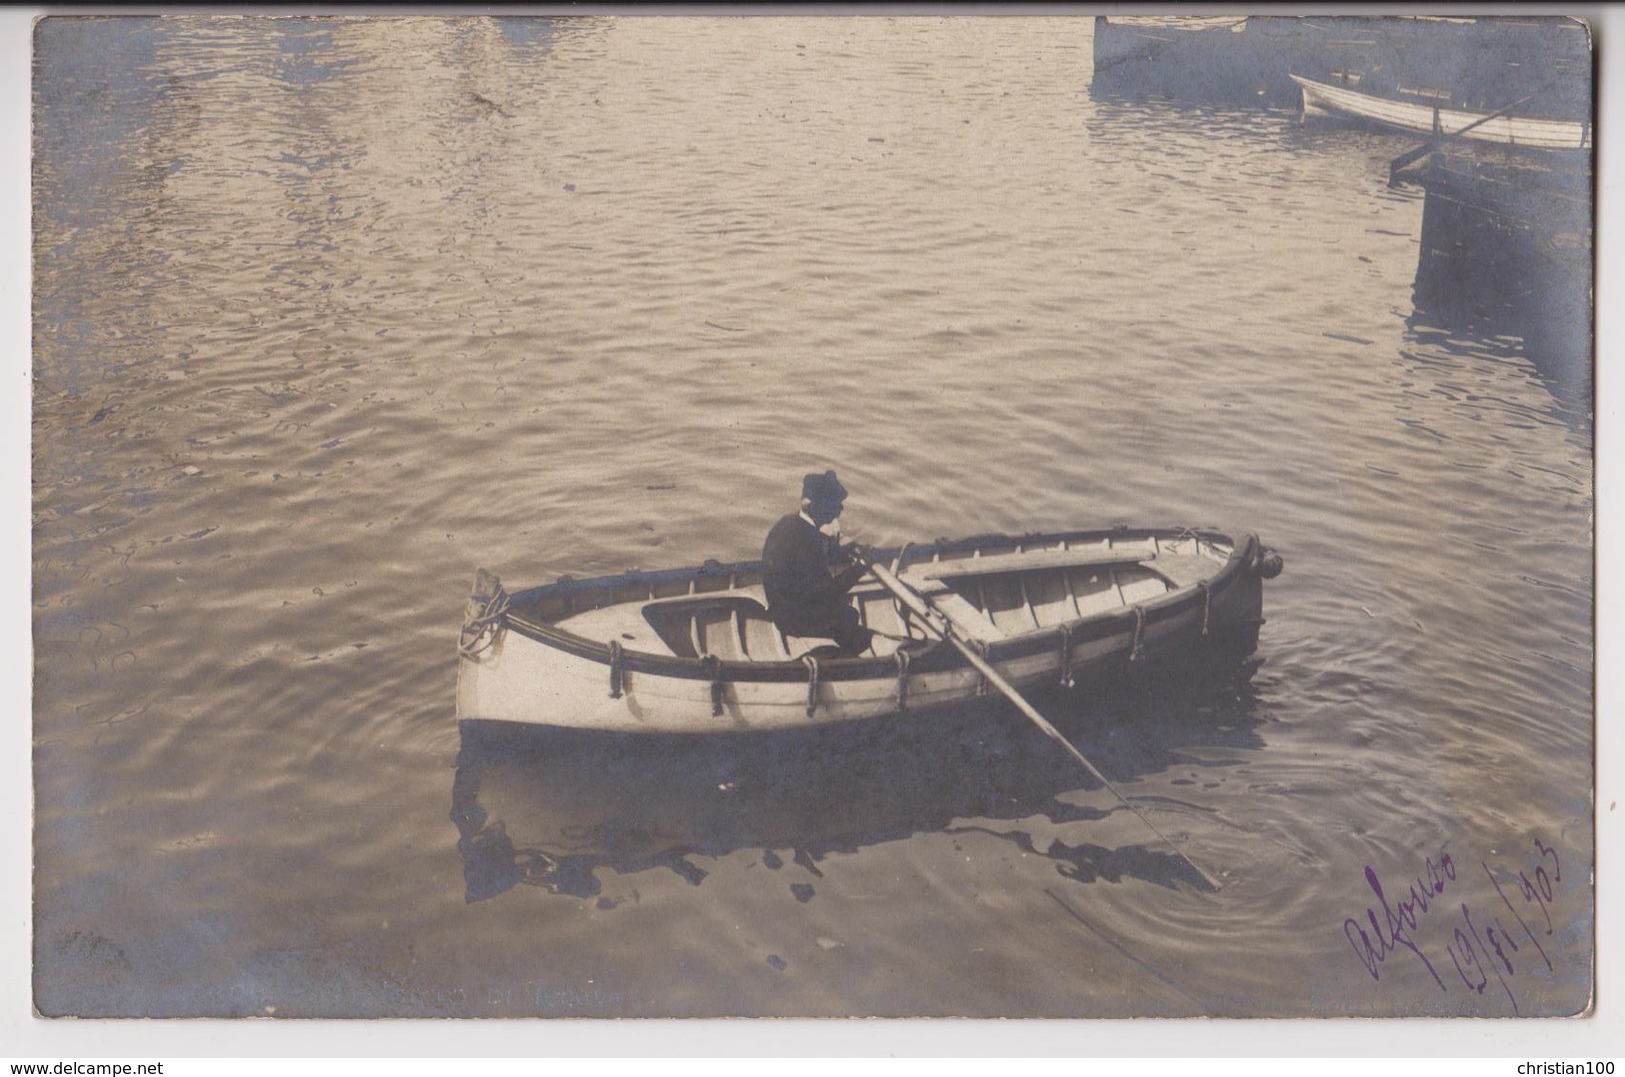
[{"left": 802, "top": 469, "right": 847, "bottom": 503}]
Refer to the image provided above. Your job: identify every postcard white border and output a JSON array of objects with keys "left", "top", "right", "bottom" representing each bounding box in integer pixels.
[{"left": 5, "top": 3, "right": 1618, "bottom": 1059}]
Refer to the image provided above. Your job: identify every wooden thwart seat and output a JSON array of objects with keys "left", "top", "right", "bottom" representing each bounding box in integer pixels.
[
  {"left": 643, "top": 595, "right": 774, "bottom": 660},
  {"left": 1147, "top": 553, "right": 1220, "bottom": 588},
  {"left": 641, "top": 593, "right": 872, "bottom": 661}
]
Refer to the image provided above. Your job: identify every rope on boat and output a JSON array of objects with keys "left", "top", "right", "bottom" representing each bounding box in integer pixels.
[
  {"left": 458, "top": 578, "right": 511, "bottom": 658},
  {"left": 1129, "top": 606, "right": 1146, "bottom": 662},
  {"left": 802, "top": 654, "right": 821, "bottom": 718},
  {"left": 1168, "top": 526, "right": 1203, "bottom": 559},
  {"left": 894, "top": 647, "right": 911, "bottom": 713},
  {"left": 1058, "top": 622, "right": 1075, "bottom": 688},
  {"left": 1196, "top": 579, "right": 1212, "bottom": 638},
  {"left": 607, "top": 640, "right": 625, "bottom": 699},
  {"left": 968, "top": 638, "right": 990, "bottom": 696},
  {"left": 704, "top": 655, "right": 725, "bottom": 717}
]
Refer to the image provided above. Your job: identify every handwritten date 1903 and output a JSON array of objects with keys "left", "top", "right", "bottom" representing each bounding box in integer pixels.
[{"left": 1342, "top": 838, "right": 1562, "bottom": 1015}]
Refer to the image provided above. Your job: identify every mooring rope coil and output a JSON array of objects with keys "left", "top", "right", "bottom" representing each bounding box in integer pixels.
[{"left": 458, "top": 584, "right": 511, "bottom": 658}]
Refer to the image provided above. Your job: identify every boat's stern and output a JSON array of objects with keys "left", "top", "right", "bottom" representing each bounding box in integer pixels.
[{"left": 1219, "top": 534, "right": 1283, "bottom": 657}]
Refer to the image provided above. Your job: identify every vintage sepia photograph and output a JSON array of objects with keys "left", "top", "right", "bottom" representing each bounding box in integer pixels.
[{"left": 23, "top": 7, "right": 1602, "bottom": 1043}]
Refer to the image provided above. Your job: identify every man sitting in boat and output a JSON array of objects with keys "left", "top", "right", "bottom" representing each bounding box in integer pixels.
[{"left": 761, "top": 470, "right": 875, "bottom": 657}]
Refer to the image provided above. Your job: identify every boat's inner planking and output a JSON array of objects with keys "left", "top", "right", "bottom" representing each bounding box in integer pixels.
[{"left": 525, "top": 532, "right": 1230, "bottom": 664}]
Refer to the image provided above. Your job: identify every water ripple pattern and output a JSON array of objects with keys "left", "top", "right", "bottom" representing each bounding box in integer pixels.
[{"left": 32, "top": 16, "right": 1591, "bottom": 1018}]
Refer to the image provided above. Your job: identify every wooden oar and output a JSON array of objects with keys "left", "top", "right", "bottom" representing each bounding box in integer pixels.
[
  {"left": 1388, "top": 87, "right": 1550, "bottom": 182},
  {"left": 863, "top": 557, "right": 1221, "bottom": 891}
]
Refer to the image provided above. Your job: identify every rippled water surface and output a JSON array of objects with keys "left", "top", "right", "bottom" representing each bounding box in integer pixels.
[{"left": 31, "top": 16, "right": 1593, "bottom": 1019}]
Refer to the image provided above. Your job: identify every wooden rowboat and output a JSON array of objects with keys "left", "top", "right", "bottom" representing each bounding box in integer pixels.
[
  {"left": 1291, "top": 74, "right": 1591, "bottom": 151},
  {"left": 456, "top": 527, "right": 1282, "bottom": 735}
]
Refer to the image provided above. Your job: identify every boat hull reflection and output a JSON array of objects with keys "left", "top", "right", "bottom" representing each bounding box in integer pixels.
[{"left": 449, "top": 659, "right": 1269, "bottom": 902}]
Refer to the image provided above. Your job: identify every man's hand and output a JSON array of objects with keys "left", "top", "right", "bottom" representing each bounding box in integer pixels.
[{"left": 842, "top": 541, "right": 875, "bottom": 565}]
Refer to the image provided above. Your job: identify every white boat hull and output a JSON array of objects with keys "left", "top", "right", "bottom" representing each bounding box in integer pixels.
[
  {"left": 1292, "top": 74, "right": 1591, "bottom": 150},
  {"left": 456, "top": 528, "right": 1279, "bottom": 735},
  {"left": 457, "top": 600, "right": 1232, "bottom": 734}
]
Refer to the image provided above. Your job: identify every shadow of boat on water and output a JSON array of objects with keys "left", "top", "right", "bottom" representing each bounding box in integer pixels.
[{"left": 450, "top": 657, "right": 1271, "bottom": 903}]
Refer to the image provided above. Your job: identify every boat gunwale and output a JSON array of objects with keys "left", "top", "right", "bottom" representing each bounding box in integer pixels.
[{"left": 496, "top": 529, "right": 1261, "bottom": 685}]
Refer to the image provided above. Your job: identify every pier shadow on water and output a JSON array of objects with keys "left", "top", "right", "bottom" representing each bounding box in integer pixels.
[
  {"left": 449, "top": 658, "right": 1269, "bottom": 904},
  {"left": 1406, "top": 150, "right": 1592, "bottom": 422}
]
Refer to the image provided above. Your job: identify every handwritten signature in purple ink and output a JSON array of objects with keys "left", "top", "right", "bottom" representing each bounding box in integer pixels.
[{"left": 1343, "top": 849, "right": 1457, "bottom": 988}]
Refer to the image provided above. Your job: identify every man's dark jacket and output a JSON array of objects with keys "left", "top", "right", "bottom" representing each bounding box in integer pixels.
[{"left": 761, "top": 513, "right": 865, "bottom": 636}]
